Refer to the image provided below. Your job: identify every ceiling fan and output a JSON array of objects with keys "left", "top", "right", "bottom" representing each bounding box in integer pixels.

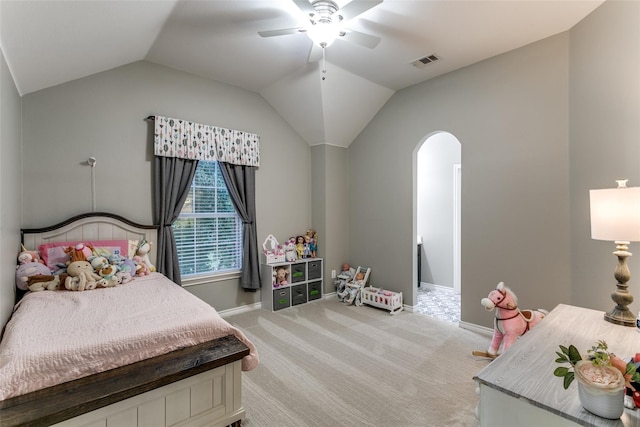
[{"left": 259, "top": 0, "right": 383, "bottom": 62}]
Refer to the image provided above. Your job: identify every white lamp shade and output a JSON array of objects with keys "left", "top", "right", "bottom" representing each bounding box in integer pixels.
[{"left": 590, "top": 186, "right": 640, "bottom": 242}]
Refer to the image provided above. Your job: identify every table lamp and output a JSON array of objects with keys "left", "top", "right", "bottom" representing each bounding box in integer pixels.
[{"left": 590, "top": 179, "right": 640, "bottom": 326}]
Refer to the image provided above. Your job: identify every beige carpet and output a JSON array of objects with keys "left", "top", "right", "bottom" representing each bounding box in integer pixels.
[{"left": 225, "top": 299, "right": 492, "bottom": 427}]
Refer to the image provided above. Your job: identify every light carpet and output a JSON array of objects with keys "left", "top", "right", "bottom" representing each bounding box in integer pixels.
[{"left": 225, "top": 298, "right": 491, "bottom": 427}]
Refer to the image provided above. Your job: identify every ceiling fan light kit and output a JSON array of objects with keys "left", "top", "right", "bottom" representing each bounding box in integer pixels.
[
  {"left": 307, "top": 22, "right": 340, "bottom": 47},
  {"left": 303, "top": 0, "right": 342, "bottom": 47},
  {"left": 260, "top": 0, "right": 383, "bottom": 53}
]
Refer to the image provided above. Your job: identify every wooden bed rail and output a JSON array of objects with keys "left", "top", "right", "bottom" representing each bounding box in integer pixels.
[{"left": 0, "top": 335, "right": 249, "bottom": 427}]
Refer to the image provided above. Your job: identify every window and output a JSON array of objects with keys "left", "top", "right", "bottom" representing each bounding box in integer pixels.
[{"left": 173, "top": 161, "right": 242, "bottom": 278}]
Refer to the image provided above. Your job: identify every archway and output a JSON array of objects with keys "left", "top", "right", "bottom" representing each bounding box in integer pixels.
[{"left": 413, "top": 131, "right": 461, "bottom": 322}]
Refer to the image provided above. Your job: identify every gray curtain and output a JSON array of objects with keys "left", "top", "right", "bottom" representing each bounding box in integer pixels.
[
  {"left": 153, "top": 156, "right": 199, "bottom": 285},
  {"left": 219, "top": 162, "right": 261, "bottom": 291}
]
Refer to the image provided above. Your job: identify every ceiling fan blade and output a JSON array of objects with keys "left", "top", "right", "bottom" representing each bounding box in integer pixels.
[
  {"left": 307, "top": 43, "right": 323, "bottom": 63},
  {"left": 339, "top": 28, "right": 381, "bottom": 49},
  {"left": 258, "top": 27, "right": 306, "bottom": 38},
  {"left": 338, "top": 0, "right": 383, "bottom": 21},
  {"left": 293, "top": 0, "right": 316, "bottom": 17}
]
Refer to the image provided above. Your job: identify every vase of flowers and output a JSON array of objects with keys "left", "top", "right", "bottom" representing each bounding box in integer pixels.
[{"left": 554, "top": 341, "right": 639, "bottom": 419}]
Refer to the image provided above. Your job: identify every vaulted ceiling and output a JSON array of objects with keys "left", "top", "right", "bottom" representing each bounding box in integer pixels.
[{"left": 0, "top": 0, "right": 604, "bottom": 146}]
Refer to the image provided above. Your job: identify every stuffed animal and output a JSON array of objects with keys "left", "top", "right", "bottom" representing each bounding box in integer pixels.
[
  {"left": 27, "top": 274, "right": 68, "bottom": 292},
  {"left": 479, "top": 282, "right": 548, "bottom": 357},
  {"left": 15, "top": 261, "right": 51, "bottom": 290},
  {"left": 17, "top": 245, "right": 44, "bottom": 265},
  {"left": 135, "top": 240, "right": 156, "bottom": 272},
  {"left": 133, "top": 255, "right": 150, "bottom": 276},
  {"left": 97, "top": 264, "right": 119, "bottom": 287},
  {"left": 116, "top": 270, "right": 133, "bottom": 284},
  {"left": 88, "top": 255, "right": 109, "bottom": 271},
  {"left": 284, "top": 238, "right": 297, "bottom": 262},
  {"left": 65, "top": 260, "right": 102, "bottom": 291},
  {"left": 65, "top": 243, "right": 94, "bottom": 263},
  {"left": 274, "top": 266, "right": 289, "bottom": 287}
]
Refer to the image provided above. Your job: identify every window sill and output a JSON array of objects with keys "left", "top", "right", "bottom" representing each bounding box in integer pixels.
[{"left": 181, "top": 270, "right": 241, "bottom": 287}]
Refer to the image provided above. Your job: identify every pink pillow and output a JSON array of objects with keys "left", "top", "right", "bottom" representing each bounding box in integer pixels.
[{"left": 38, "top": 240, "right": 130, "bottom": 268}]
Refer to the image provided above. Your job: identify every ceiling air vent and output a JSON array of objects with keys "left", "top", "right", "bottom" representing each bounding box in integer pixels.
[{"left": 411, "top": 54, "right": 440, "bottom": 69}]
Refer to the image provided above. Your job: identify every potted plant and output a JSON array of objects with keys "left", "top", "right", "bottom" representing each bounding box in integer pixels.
[{"left": 554, "top": 340, "right": 640, "bottom": 419}]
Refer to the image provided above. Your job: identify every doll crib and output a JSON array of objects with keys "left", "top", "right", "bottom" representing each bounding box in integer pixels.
[{"left": 361, "top": 286, "right": 403, "bottom": 315}]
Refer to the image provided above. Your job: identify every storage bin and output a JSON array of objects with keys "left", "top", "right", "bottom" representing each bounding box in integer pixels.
[
  {"left": 291, "top": 263, "right": 306, "bottom": 283},
  {"left": 273, "top": 288, "right": 291, "bottom": 311},
  {"left": 308, "top": 281, "right": 322, "bottom": 301},
  {"left": 291, "top": 284, "right": 307, "bottom": 306},
  {"left": 307, "top": 260, "right": 322, "bottom": 280}
]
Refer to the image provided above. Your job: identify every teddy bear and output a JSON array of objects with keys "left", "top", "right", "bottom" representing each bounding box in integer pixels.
[
  {"left": 97, "top": 264, "right": 120, "bottom": 287},
  {"left": 65, "top": 260, "right": 102, "bottom": 291},
  {"left": 274, "top": 266, "right": 289, "bottom": 287},
  {"left": 135, "top": 240, "right": 156, "bottom": 272}
]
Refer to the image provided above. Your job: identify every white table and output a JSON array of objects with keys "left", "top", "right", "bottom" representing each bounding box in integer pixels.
[{"left": 474, "top": 304, "right": 640, "bottom": 426}]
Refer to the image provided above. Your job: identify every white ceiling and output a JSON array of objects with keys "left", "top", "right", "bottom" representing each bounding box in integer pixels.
[{"left": 0, "top": 0, "right": 604, "bottom": 147}]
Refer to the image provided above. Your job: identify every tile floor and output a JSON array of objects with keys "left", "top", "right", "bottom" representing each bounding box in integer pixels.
[{"left": 415, "top": 285, "right": 461, "bottom": 324}]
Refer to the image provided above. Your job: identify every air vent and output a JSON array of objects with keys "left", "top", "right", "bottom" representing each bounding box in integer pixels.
[{"left": 411, "top": 54, "right": 440, "bottom": 68}]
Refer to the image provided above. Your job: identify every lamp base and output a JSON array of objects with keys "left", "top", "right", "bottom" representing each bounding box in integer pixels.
[
  {"left": 603, "top": 241, "right": 636, "bottom": 327},
  {"left": 604, "top": 306, "right": 636, "bottom": 327}
]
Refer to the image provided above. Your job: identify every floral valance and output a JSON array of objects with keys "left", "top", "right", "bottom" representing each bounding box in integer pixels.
[{"left": 153, "top": 115, "right": 260, "bottom": 167}]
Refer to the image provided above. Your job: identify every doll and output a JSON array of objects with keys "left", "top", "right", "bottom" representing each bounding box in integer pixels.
[
  {"left": 296, "top": 236, "right": 305, "bottom": 259},
  {"left": 303, "top": 235, "right": 311, "bottom": 258},
  {"left": 306, "top": 229, "right": 318, "bottom": 258}
]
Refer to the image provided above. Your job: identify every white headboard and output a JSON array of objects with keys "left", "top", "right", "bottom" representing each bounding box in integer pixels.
[{"left": 21, "top": 213, "right": 159, "bottom": 266}]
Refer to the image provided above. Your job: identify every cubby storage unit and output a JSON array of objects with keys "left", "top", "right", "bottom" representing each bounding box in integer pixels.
[{"left": 261, "top": 258, "right": 323, "bottom": 311}]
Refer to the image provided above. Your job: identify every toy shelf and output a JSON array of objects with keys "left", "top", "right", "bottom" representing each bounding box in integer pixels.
[
  {"left": 260, "top": 258, "right": 323, "bottom": 311},
  {"left": 361, "top": 286, "right": 403, "bottom": 315}
]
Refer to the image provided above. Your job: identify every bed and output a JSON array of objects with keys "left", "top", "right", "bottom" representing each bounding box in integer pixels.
[{"left": 0, "top": 212, "right": 259, "bottom": 427}]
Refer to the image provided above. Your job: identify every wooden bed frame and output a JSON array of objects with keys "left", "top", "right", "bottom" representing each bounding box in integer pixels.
[{"left": 0, "top": 212, "right": 249, "bottom": 427}]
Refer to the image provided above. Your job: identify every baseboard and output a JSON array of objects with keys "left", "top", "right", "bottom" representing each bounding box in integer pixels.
[
  {"left": 420, "top": 282, "right": 457, "bottom": 293},
  {"left": 459, "top": 321, "right": 493, "bottom": 336},
  {"left": 219, "top": 302, "right": 261, "bottom": 317},
  {"left": 216, "top": 292, "right": 491, "bottom": 336},
  {"left": 220, "top": 292, "right": 338, "bottom": 317}
]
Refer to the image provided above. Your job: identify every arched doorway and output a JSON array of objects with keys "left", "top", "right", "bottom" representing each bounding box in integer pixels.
[{"left": 414, "top": 131, "right": 461, "bottom": 322}]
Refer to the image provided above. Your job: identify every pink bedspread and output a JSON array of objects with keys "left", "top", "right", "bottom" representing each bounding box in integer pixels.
[{"left": 0, "top": 273, "right": 259, "bottom": 401}]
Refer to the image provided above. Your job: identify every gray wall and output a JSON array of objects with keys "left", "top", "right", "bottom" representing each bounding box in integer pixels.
[
  {"left": 349, "top": 33, "right": 572, "bottom": 327},
  {"left": 311, "top": 144, "right": 349, "bottom": 292},
  {"left": 5, "top": 0, "right": 639, "bottom": 330},
  {"left": 417, "top": 132, "right": 461, "bottom": 288},
  {"left": 0, "top": 48, "right": 22, "bottom": 326},
  {"left": 569, "top": 0, "right": 640, "bottom": 312},
  {"left": 20, "top": 61, "right": 311, "bottom": 312}
]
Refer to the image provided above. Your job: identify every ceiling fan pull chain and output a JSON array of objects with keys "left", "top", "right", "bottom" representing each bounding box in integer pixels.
[{"left": 322, "top": 46, "right": 327, "bottom": 81}]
